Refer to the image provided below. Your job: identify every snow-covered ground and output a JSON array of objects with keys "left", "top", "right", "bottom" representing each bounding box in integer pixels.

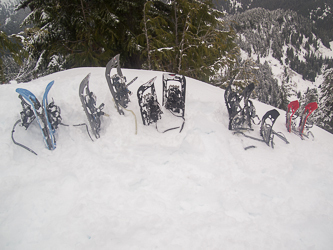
[{"left": 1, "top": 67, "right": 333, "bottom": 250}]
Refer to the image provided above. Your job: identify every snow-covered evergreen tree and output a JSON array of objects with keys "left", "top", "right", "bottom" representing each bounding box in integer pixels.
[
  {"left": 317, "top": 69, "right": 333, "bottom": 133},
  {"left": 140, "top": 0, "right": 238, "bottom": 83},
  {"left": 17, "top": 0, "right": 146, "bottom": 79},
  {"left": 0, "top": 30, "right": 23, "bottom": 83}
]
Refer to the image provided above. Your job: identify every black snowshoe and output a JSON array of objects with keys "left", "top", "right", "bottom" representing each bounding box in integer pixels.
[
  {"left": 137, "top": 77, "right": 163, "bottom": 126},
  {"left": 105, "top": 54, "right": 137, "bottom": 115},
  {"left": 162, "top": 73, "right": 186, "bottom": 118},
  {"left": 235, "top": 109, "right": 289, "bottom": 149},
  {"left": 79, "top": 73, "right": 105, "bottom": 139},
  {"left": 224, "top": 78, "right": 259, "bottom": 131}
]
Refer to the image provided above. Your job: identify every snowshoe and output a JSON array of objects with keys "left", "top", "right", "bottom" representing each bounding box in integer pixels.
[
  {"left": 137, "top": 77, "right": 162, "bottom": 126},
  {"left": 162, "top": 73, "right": 186, "bottom": 117},
  {"left": 13, "top": 81, "right": 61, "bottom": 154},
  {"left": 286, "top": 100, "right": 299, "bottom": 132},
  {"left": 225, "top": 78, "right": 259, "bottom": 131},
  {"left": 234, "top": 109, "right": 289, "bottom": 149},
  {"left": 260, "top": 109, "right": 281, "bottom": 147},
  {"left": 105, "top": 54, "right": 137, "bottom": 115},
  {"left": 79, "top": 73, "right": 105, "bottom": 139}
]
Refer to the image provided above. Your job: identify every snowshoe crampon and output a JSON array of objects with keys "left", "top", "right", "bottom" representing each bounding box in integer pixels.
[
  {"left": 105, "top": 54, "right": 137, "bottom": 115},
  {"left": 79, "top": 73, "right": 105, "bottom": 139},
  {"left": 137, "top": 77, "right": 162, "bottom": 126},
  {"left": 225, "top": 78, "right": 259, "bottom": 131},
  {"left": 12, "top": 81, "right": 61, "bottom": 154}
]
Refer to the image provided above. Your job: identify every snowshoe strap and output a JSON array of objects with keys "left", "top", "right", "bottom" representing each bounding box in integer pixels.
[
  {"left": 60, "top": 122, "right": 94, "bottom": 142},
  {"left": 11, "top": 119, "right": 38, "bottom": 155}
]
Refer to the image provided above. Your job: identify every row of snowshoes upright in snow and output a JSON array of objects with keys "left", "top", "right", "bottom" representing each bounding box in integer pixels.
[
  {"left": 105, "top": 54, "right": 186, "bottom": 132},
  {"left": 224, "top": 78, "right": 318, "bottom": 149},
  {"left": 12, "top": 54, "right": 187, "bottom": 155}
]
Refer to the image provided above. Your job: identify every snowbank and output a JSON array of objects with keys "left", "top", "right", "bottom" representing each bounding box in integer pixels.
[{"left": 0, "top": 68, "right": 332, "bottom": 250}]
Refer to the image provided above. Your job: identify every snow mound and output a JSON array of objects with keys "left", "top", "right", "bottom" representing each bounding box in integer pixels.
[{"left": 1, "top": 68, "right": 333, "bottom": 250}]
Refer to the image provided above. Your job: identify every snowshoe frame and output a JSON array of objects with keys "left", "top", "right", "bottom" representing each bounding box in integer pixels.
[
  {"left": 79, "top": 73, "right": 105, "bottom": 139},
  {"left": 225, "top": 78, "right": 259, "bottom": 131},
  {"left": 137, "top": 77, "right": 163, "bottom": 126}
]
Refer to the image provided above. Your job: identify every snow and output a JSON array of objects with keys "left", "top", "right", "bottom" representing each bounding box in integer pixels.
[{"left": 1, "top": 67, "right": 333, "bottom": 250}]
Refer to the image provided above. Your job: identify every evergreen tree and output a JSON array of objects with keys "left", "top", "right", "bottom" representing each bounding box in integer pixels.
[
  {"left": 317, "top": 69, "right": 333, "bottom": 133},
  {"left": 139, "top": 0, "right": 238, "bottom": 83},
  {"left": 0, "top": 30, "right": 23, "bottom": 83},
  {"left": 18, "top": 0, "right": 146, "bottom": 79}
]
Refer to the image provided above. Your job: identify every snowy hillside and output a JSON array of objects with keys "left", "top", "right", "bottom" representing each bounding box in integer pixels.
[{"left": 1, "top": 68, "right": 333, "bottom": 249}]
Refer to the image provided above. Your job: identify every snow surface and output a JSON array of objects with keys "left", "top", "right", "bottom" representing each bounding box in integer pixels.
[{"left": 1, "top": 68, "right": 333, "bottom": 250}]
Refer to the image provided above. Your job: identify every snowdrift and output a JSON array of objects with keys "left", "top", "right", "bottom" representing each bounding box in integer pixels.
[{"left": 1, "top": 68, "right": 333, "bottom": 250}]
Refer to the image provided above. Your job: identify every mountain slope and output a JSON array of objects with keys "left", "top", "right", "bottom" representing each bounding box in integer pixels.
[
  {"left": 1, "top": 68, "right": 333, "bottom": 249},
  {"left": 215, "top": 0, "right": 333, "bottom": 46}
]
